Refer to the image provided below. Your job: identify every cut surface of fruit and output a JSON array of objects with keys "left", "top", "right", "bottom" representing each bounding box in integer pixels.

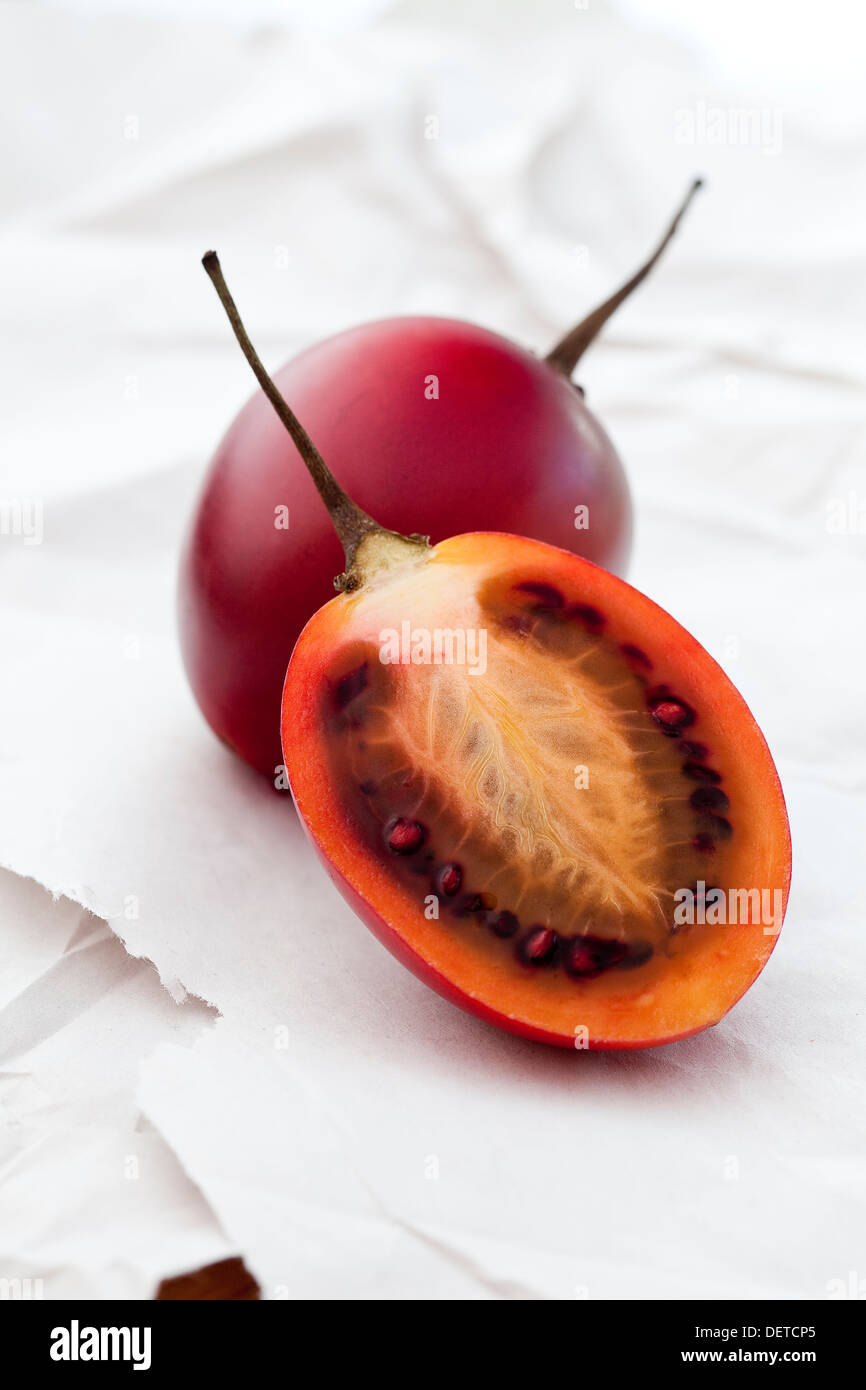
[{"left": 284, "top": 532, "right": 791, "bottom": 1049}]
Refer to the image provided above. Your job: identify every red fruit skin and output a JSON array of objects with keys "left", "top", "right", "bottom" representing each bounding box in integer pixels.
[{"left": 179, "top": 316, "right": 632, "bottom": 776}]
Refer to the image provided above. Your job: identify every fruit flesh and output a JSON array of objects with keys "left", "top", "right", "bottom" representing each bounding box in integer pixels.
[
  {"left": 284, "top": 532, "right": 790, "bottom": 1049},
  {"left": 180, "top": 317, "right": 632, "bottom": 775}
]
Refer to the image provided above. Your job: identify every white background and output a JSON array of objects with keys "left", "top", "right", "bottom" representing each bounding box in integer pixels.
[{"left": 0, "top": 0, "right": 864, "bottom": 1300}]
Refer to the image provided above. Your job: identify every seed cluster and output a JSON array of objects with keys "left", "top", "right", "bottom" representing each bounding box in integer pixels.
[
  {"left": 644, "top": 686, "right": 731, "bottom": 854},
  {"left": 379, "top": 813, "right": 652, "bottom": 982}
]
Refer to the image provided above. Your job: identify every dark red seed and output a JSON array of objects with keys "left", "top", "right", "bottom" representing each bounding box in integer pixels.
[
  {"left": 704, "top": 815, "right": 733, "bottom": 841},
  {"left": 568, "top": 603, "right": 606, "bottom": 633},
  {"left": 679, "top": 739, "right": 709, "bottom": 759},
  {"left": 563, "top": 934, "right": 628, "bottom": 979},
  {"left": 359, "top": 780, "right": 377, "bottom": 795},
  {"left": 384, "top": 817, "right": 426, "bottom": 855},
  {"left": 457, "top": 892, "right": 486, "bottom": 915},
  {"left": 651, "top": 700, "right": 695, "bottom": 735},
  {"left": 618, "top": 939, "right": 654, "bottom": 970},
  {"left": 647, "top": 688, "right": 695, "bottom": 725},
  {"left": 513, "top": 581, "right": 565, "bottom": 609},
  {"left": 518, "top": 927, "right": 559, "bottom": 966},
  {"left": 682, "top": 762, "right": 722, "bottom": 784},
  {"left": 690, "top": 786, "right": 730, "bottom": 814},
  {"left": 334, "top": 663, "right": 368, "bottom": 710},
  {"left": 692, "top": 832, "right": 717, "bottom": 853},
  {"left": 620, "top": 643, "right": 653, "bottom": 669},
  {"left": 435, "top": 863, "right": 462, "bottom": 897},
  {"left": 486, "top": 909, "right": 520, "bottom": 939}
]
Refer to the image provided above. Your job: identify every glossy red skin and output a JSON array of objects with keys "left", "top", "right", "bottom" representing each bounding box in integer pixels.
[{"left": 179, "top": 316, "right": 632, "bottom": 775}]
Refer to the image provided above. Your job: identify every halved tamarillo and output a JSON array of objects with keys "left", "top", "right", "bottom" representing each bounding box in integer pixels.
[
  {"left": 202, "top": 252, "right": 791, "bottom": 1051},
  {"left": 181, "top": 181, "right": 703, "bottom": 776}
]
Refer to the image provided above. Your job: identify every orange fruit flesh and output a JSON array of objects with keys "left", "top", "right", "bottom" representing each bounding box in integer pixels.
[{"left": 283, "top": 533, "right": 791, "bottom": 1048}]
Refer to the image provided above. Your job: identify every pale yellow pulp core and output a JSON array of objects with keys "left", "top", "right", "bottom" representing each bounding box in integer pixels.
[{"left": 327, "top": 560, "right": 724, "bottom": 958}]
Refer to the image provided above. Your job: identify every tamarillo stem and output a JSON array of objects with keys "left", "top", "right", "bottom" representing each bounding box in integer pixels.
[{"left": 545, "top": 178, "right": 703, "bottom": 378}]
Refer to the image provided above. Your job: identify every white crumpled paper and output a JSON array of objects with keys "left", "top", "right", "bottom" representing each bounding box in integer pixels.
[
  {"left": 1, "top": 0, "right": 865, "bottom": 1298},
  {"left": 0, "top": 870, "right": 230, "bottom": 1297}
]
